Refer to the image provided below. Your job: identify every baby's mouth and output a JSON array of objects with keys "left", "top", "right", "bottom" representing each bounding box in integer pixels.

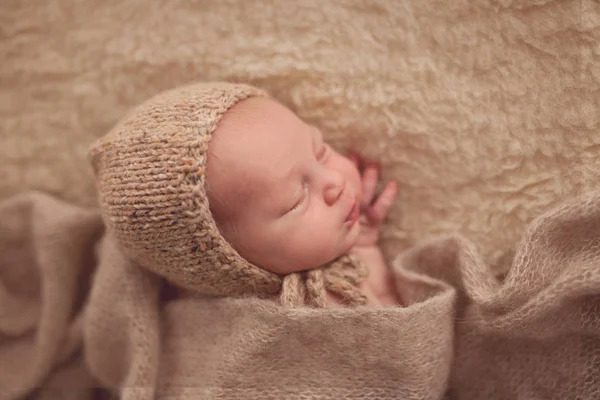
[{"left": 345, "top": 200, "right": 360, "bottom": 226}]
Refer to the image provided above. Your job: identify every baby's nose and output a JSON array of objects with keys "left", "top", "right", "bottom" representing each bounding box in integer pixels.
[{"left": 323, "top": 170, "right": 345, "bottom": 206}]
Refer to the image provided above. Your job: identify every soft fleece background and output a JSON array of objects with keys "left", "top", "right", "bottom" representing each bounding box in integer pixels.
[{"left": 1, "top": 0, "right": 599, "bottom": 273}]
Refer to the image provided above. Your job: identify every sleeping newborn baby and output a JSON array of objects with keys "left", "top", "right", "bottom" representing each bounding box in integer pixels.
[
  {"left": 207, "top": 96, "right": 399, "bottom": 306},
  {"left": 90, "top": 82, "right": 400, "bottom": 307}
]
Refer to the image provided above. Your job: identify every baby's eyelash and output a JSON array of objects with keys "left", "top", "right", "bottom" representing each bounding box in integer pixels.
[{"left": 290, "top": 184, "right": 308, "bottom": 211}]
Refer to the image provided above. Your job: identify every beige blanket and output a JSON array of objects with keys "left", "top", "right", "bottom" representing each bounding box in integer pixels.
[
  {"left": 2, "top": 0, "right": 599, "bottom": 277},
  {"left": 2, "top": 0, "right": 600, "bottom": 397},
  {"left": 2, "top": 190, "right": 600, "bottom": 399}
]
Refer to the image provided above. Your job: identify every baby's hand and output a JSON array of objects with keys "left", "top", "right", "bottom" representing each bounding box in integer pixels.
[
  {"left": 339, "top": 153, "right": 401, "bottom": 307},
  {"left": 347, "top": 153, "right": 398, "bottom": 248}
]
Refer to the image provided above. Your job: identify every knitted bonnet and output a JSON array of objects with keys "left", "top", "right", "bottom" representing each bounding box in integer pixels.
[{"left": 89, "top": 82, "right": 368, "bottom": 306}]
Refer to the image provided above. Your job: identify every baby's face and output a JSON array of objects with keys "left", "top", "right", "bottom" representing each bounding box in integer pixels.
[{"left": 207, "top": 97, "right": 362, "bottom": 274}]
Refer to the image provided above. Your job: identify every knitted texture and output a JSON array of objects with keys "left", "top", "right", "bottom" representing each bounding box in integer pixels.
[
  {"left": 88, "top": 82, "right": 283, "bottom": 297},
  {"left": 3, "top": 191, "right": 600, "bottom": 399},
  {"left": 281, "top": 254, "right": 369, "bottom": 308}
]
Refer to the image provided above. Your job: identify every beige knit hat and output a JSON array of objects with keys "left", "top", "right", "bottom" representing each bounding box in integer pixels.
[{"left": 89, "top": 82, "right": 368, "bottom": 306}]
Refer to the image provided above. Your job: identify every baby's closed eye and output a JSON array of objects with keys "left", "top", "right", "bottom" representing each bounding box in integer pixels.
[{"left": 289, "top": 183, "right": 309, "bottom": 213}]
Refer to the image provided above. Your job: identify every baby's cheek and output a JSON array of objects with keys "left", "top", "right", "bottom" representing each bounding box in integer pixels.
[{"left": 287, "top": 221, "right": 336, "bottom": 268}]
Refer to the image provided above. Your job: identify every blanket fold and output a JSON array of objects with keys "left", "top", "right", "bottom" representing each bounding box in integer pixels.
[
  {"left": 1, "top": 190, "right": 600, "bottom": 399},
  {"left": 0, "top": 192, "right": 104, "bottom": 400}
]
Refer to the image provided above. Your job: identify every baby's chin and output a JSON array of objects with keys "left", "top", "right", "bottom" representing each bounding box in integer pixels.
[{"left": 339, "top": 221, "right": 361, "bottom": 254}]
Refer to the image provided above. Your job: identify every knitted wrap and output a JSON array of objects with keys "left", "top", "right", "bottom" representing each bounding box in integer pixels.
[{"left": 89, "top": 82, "right": 368, "bottom": 305}]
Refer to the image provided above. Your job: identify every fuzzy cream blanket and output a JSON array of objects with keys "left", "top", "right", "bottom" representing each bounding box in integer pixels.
[{"left": 2, "top": 188, "right": 600, "bottom": 399}]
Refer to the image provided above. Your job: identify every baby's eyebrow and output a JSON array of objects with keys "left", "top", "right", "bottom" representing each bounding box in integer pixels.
[
  {"left": 274, "top": 126, "right": 319, "bottom": 185},
  {"left": 281, "top": 162, "right": 301, "bottom": 184}
]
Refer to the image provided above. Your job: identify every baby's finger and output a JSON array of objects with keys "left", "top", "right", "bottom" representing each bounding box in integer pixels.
[
  {"left": 361, "top": 163, "right": 379, "bottom": 208},
  {"left": 367, "top": 181, "right": 398, "bottom": 225}
]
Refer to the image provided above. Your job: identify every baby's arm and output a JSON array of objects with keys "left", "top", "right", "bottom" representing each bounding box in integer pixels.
[{"left": 352, "top": 246, "right": 400, "bottom": 307}]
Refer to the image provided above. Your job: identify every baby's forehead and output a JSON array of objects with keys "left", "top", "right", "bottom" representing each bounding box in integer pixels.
[
  {"left": 208, "top": 97, "right": 313, "bottom": 201},
  {"left": 225, "top": 149, "right": 297, "bottom": 204}
]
